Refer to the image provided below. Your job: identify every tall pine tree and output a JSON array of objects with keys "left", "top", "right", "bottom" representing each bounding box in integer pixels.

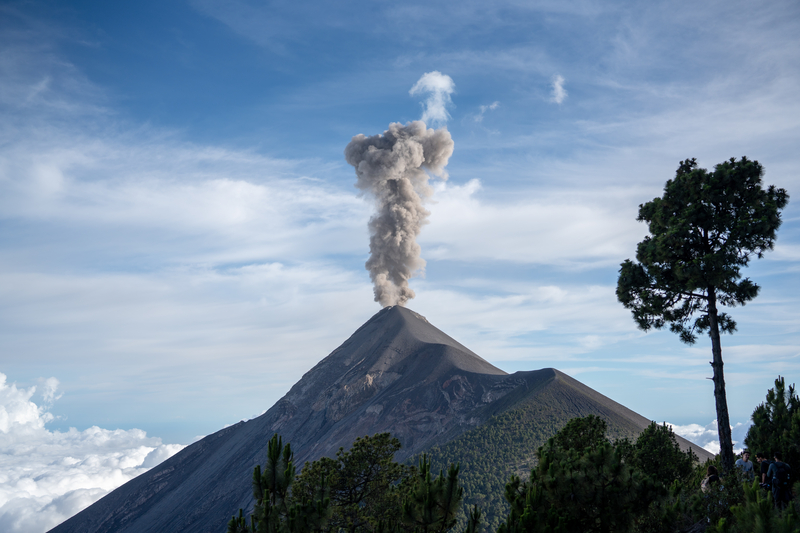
[{"left": 617, "top": 157, "right": 788, "bottom": 472}]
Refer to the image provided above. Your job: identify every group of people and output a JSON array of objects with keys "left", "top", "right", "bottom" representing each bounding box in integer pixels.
[{"left": 703, "top": 449, "right": 794, "bottom": 508}]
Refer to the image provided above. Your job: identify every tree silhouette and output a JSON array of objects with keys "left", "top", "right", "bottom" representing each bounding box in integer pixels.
[{"left": 617, "top": 157, "right": 788, "bottom": 472}]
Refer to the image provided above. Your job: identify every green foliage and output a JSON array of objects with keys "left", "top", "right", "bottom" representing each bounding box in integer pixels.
[
  {"left": 423, "top": 409, "right": 555, "bottom": 531},
  {"left": 616, "top": 156, "right": 788, "bottom": 473},
  {"left": 708, "top": 480, "right": 800, "bottom": 533},
  {"left": 745, "top": 376, "right": 800, "bottom": 468},
  {"left": 229, "top": 509, "right": 256, "bottom": 533},
  {"left": 614, "top": 422, "right": 700, "bottom": 532},
  {"left": 549, "top": 414, "right": 608, "bottom": 454},
  {"left": 253, "top": 435, "right": 295, "bottom": 532},
  {"left": 401, "top": 455, "right": 464, "bottom": 533},
  {"left": 690, "top": 466, "right": 745, "bottom": 528},
  {"left": 237, "top": 433, "right": 469, "bottom": 533},
  {"left": 294, "top": 433, "right": 408, "bottom": 533},
  {"left": 497, "top": 416, "right": 667, "bottom": 533},
  {"left": 626, "top": 422, "right": 698, "bottom": 487},
  {"left": 228, "top": 434, "right": 331, "bottom": 533},
  {"left": 616, "top": 156, "right": 788, "bottom": 343},
  {"left": 423, "top": 394, "right": 643, "bottom": 531},
  {"left": 226, "top": 393, "right": 800, "bottom": 533},
  {"left": 464, "top": 505, "right": 482, "bottom": 533}
]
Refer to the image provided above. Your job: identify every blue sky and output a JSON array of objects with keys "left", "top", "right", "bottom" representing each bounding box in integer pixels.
[{"left": 1, "top": 0, "right": 800, "bottom": 529}]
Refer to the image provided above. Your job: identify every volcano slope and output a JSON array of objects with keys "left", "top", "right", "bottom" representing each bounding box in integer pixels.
[{"left": 50, "top": 306, "right": 710, "bottom": 533}]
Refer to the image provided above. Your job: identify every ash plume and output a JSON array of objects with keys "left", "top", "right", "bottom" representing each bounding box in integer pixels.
[{"left": 345, "top": 121, "right": 454, "bottom": 307}]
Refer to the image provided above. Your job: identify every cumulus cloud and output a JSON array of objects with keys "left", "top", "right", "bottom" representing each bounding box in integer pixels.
[
  {"left": 550, "top": 74, "right": 567, "bottom": 104},
  {"left": 669, "top": 419, "right": 753, "bottom": 455},
  {"left": 0, "top": 372, "right": 185, "bottom": 533},
  {"left": 409, "top": 71, "right": 455, "bottom": 126}
]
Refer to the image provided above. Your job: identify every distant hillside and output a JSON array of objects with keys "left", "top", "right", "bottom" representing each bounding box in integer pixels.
[
  {"left": 49, "top": 306, "right": 711, "bottom": 533},
  {"left": 422, "top": 369, "right": 705, "bottom": 531}
]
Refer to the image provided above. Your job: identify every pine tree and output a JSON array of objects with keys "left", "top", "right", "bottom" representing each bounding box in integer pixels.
[
  {"left": 293, "top": 433, "right": 408, "bottom": 533},
  {"left": 550, "top": 414, "right": 607, "bottom": 454},
  {"left": 464, "top": 505, "right": 482, "bottom": 533},
  {"left": 708, "top": 481, "right": 800, "bottom": 533},
  {"left": 617, "top": 157, "right": 788, "bottom": 472},
  {"left": 402, "top": 455, "right": 464, "bottom": 533},
  {"left": 744, "top": 376, "right": 800, "bottom": 468},
  {"left": 629, "top": 422, "right": 698, "bottom": 486},
  {"left": 228, "top": 434, "right": 331, "bottom": 533},
  {"left": 498, "top": 416, "right": 666, "bottom": 533}
]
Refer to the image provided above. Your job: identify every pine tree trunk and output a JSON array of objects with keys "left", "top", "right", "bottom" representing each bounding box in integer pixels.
[{"left": 708, "top": 288, "right": 735, "bottom": 472}]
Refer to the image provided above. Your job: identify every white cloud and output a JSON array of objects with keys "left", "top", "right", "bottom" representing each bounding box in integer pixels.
[
  {"left": 0, "top": 372, "right": 185, "bottom": 533},
  {"left": 411, "top": 280, "right": 634, "bottom": 364},
  {"left": 409, "top": 71, "right": 456, "bottom": 126},
  {"left": 423, "top": 179, "right": 646, "bottom": 267},
  {"left": 0, "top": 126, "right": 368, "bottom": 269},
  {"left": 1, "top": 0, "right": 798, "bottom": 496},
  {"left": 669, "top": 419, "right": 753, "bottom": 455},
  {"left": 473, "top": 101, "right": 500, "bottom": 123},
  {"left": 550, "top": 74, "right": 567, "bottom": 104}
]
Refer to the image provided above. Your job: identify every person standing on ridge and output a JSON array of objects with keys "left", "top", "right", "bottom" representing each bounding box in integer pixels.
[
  {"left": 735, "top": 450, "right": 754, "bottom": 481},
  {"left": 767, "top": 452, "right": 793, "bottom": 509},
  {"left": 756, "top": 452, "right": 772, "bottom": 487}
]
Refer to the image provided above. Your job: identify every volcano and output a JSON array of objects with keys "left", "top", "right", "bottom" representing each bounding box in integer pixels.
[{"left": 50, "top": 306, "right": 710, "bottom": 533}]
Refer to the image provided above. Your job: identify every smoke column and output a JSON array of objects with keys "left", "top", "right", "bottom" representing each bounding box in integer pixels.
[{"left": 345, "top": 121, "right": 454, "bottom": 307}]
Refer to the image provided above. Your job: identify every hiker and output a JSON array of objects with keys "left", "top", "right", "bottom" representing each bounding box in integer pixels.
[
  {"left": 756, "top": 452, "right": 772, "bottom": 488},
  {"left": 701, "top": 465, "right": 724, "bottom": 523},
  {"left": 735, "top": 450, "right": 755, "bottom": 481},
  {"left": 766, "top": 451, "right": 793, "bottom": 509},
  {"left": 701, "top": 465, "right": 721, "bottom": 493}
]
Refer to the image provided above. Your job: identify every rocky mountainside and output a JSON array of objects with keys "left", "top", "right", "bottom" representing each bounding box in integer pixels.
[{"left": 50, "top": 306, "right": 711, "bottom": 533}]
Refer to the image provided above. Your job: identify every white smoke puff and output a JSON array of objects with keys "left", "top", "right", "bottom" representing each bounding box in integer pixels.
[
  {"left": 550, "top": 74, "right": 567, "bottom": 104},
  {"left": 0, "top": 372, "right": 185, "bottom": 533},
  {"left": 409, "top": 71, "right": 455, "bottom": 126},
  {"left": 345, "top": 121, "right": 454, "bottom": 307}
]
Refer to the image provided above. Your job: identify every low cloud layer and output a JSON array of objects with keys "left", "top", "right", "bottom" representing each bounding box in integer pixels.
[
  {"left": 670, "top": 419, "right": 753, "bottom": 455},
  {"left": 0, "top": 373, "right": 184, "bottom": 533}
]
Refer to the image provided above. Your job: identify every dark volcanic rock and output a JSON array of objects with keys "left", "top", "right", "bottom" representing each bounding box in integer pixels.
[{"left": 49, "top": 306, "right": 711, "bottom": 533}]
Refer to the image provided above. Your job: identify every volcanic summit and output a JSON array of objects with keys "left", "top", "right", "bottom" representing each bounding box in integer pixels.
[{"left": 50, "top": 306, "right": 709, "bottom": 533}]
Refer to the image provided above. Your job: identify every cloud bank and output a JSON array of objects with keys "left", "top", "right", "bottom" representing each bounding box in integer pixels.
[
  {"left": 0, "top": 373, "right": 184, "bottom": 533},
  {"left": 670, "top": 419, "right": 752, "bottom": 455}
]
